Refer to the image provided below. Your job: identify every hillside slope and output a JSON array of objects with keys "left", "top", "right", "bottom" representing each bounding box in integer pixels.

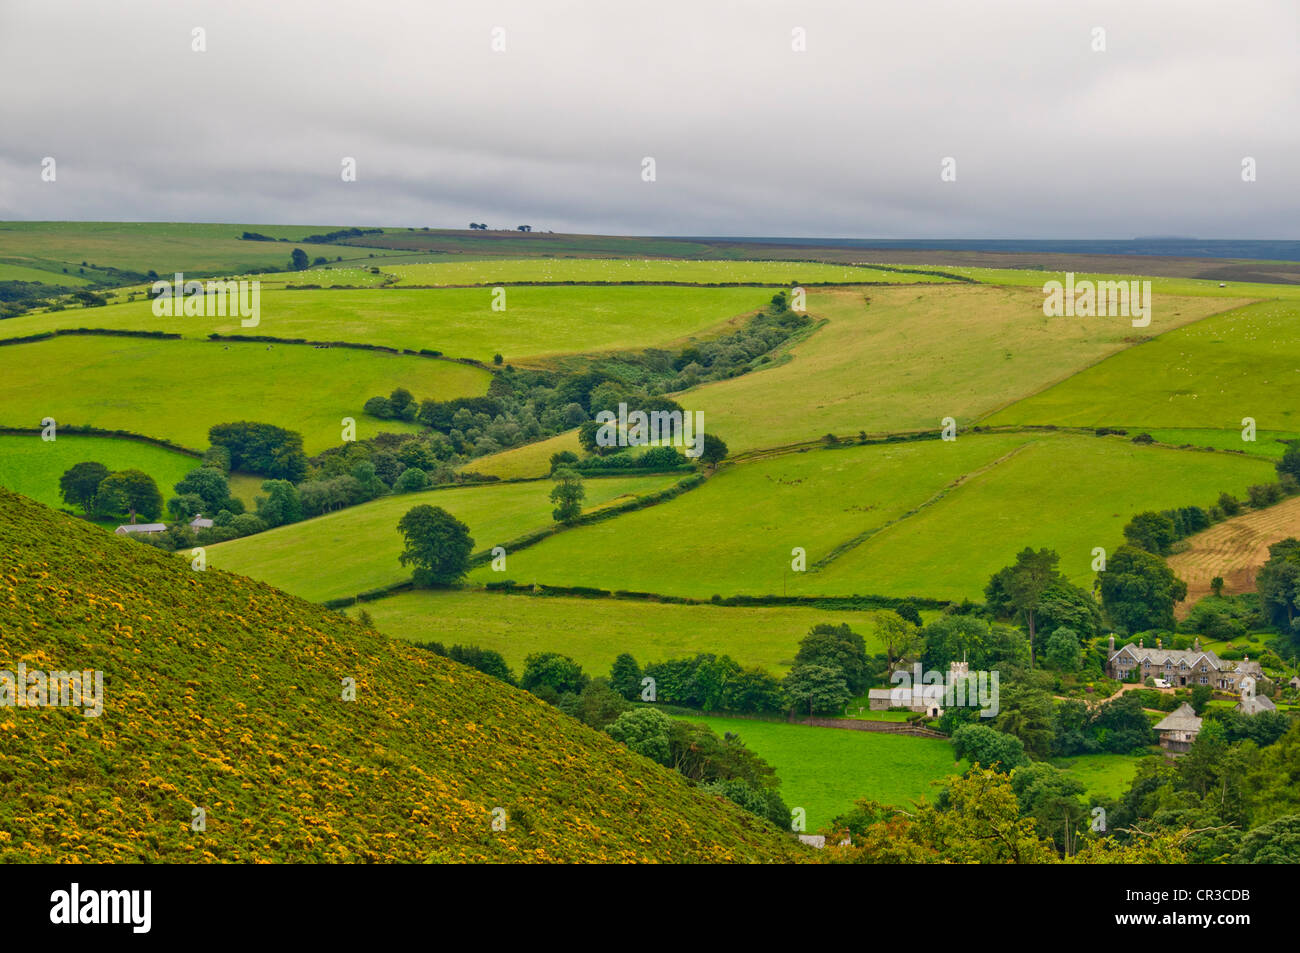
[{"left": 0, "top": 489, "right": 803, "bottom": 863}]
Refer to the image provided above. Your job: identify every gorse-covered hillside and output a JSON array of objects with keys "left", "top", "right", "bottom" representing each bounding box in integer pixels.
[{"left": 0, "top": 489, "right": 804, "bottom": 863}]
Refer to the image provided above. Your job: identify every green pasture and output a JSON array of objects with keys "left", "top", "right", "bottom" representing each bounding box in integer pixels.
[
  {"left": 0, "top": 221, "right": 407, "bottom": 276},
  {"left": 0, "top": 335, "right": 486, "bottom": 453},
  {"left": 988, "top": 300, "right": 1300, "bottom": 434},
  {"left": 1048, "top": 753, "right": 1153, "bottom": 800},
  {"left": 949, "top": 265, "right": 1300, "bottom": 302},
  {"left": 384, "top": 258, "right": 952, "bottom": 286},
  {"left": 0, "top": 433, "right": 199, "bottom": 513},
  {"left": 354, "top": 589, "right": 901, "bottom": 674},
  {"left": 0, "top": 285, "right": 770, "bottom": 364},
  {"left": 207, "top": 474, "right": 678, "bottom": 603},
  {"left": 685, "top": 284, "right": 1249, "bottom": 452},
  {"left": 816, "top": 434, "right": 1274, "bottom": 600},
  {"left": 468, "top": 433, "right": 1273, "bottom": 601},
  {"left": 680, "top": 715, "right": 962, "bottom": 831},
  {"left": 0, "top": 258, "right": 94, "bottom": 285}
]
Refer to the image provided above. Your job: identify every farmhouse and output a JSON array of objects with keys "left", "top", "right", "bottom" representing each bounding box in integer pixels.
[
  {"left": 190, "top": 514, "right": 214, "bottom": 531},
  {"left": 114, "top": 523, "right": 167, "bottom": 536},
  {"left": 1153, "top": 703, "right": 1202, "bottom": 753},
  {"left": 1105, "top": 636, "right": 1261, "bottom": 691}
]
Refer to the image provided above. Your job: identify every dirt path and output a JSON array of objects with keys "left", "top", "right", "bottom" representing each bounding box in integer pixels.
[{"left": 1168, "top": 495, "right": 1300, "bottom": 618}]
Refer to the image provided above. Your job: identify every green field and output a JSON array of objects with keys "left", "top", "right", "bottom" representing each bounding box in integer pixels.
[
  {"left": 1138, "top": 428, "right": 1299, "bottom": 459},
  {"left": 680, "top": 715, "right": 962, "bottom": 831},
  {"left": 815, "top": 434, "right": 1274, "bottom": 599},
  {"left": 0, "top": 258, "right": 94, "bottom": 285},
  {"left": 467, "top": 433, "right": 1272, "bottom": 600},
  {"left": 0, "top": 285, "right": 772, "bottom": 363},
  {"left": 469, "top": 434, "right": 1032, "bottom": 597},
  {"left": 207, "top": 475, "right": 680, "bottom": 603},
  {"left": 353, "top": 589, "right": 896, "bottom": 673},
  {"left": 0, "top": 335, "right": 487, "bottom": 453},
  {"left": 0, "top": 433, "right": 199, "bottom": 512},
  {"left": 1049, "top": 753, "right": 1153, "bottom": 800},
  {"left": 988, "top": 300, "right": 1300, "bottom": 433},
  {"left": 950, "top": 266, "right": 1300, "bottom": 302},
  {"left": 685, "top": 285, "right": 1250, "bottom": 452},
  {"left": 385, "top": 258, "right": 953, "bottom": 286},
  {"left": 0, "top": 221, "right": 405, "bottom": 276}
]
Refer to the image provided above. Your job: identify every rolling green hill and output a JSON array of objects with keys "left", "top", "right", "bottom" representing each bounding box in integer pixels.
[
  {"left": 206, "top": 474, "right": 682, "bottom": 603},
  {"left": 0, "top": 285, "right": 772, "bottom": 363},
  {"left": 0, "top": 488, "right": 805, "bottom": 863},
  {"left": 0, "top": 335, "right": 486, "bottom": 453},
  {"left": 466, "top": 433, "right": 1272, "bottom": 600}
]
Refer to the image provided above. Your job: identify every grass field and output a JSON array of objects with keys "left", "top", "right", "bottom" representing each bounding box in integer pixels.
[
  {"left": 467, "top": 433, "right": 1273, "bottom": 600},
  {"left": 0, "top": 335, "right": 487, "bottom": 453},
  {"left": 0, "top": 221, "right": 404, "bottom": 276},
  {"left": 0, "top": 433, "right": 200, "bottom": 512},
  {"left": 683, "top": 285, "right": 1251, "bottom": 452},
  {"left": 207, "top": 475, "right": 679, "bottom": 603},
  {"left": 1138, "top": 428, "right": 1299, "bottom": 459},
  {"left": 0, "top": 285, "right": 772, "bottom": 363},
  {"left": 680, "top": 715, "right": 962, "bottom": 831},
  {"left": 1049, "top": 753, "right": 1152, "bottom": 800},
  {"left": 816, "top": 434, "right": 1274, "bottom": 599},
  {"left": 353, "top": 589, "right": 896, "bottom": 673},
  {"left": 384, "top": 258, "right": 953, "bottom": 286},
  {"left": 952, "top": 266, "right": 1300, "bottom": 302},
  {"left": 468, "top": 434, "right": 1033, "bottom": 597},
  {"left": 0, "top": 258, "right": 94, "bottom": 285},
  {"left": 463, "top": 431, "right": 583, "bottom": 480},
  {"left": 988, "top": 299, "right": 1300, "bottom": 433}
]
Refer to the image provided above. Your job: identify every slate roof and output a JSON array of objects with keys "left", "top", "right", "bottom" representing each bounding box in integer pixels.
[
  {"left": 1237, "top": 694, "right": 1277, "bottom": 715},
  {"left": 1154, "top": 703, "right": 1202, "bottom": 732}
]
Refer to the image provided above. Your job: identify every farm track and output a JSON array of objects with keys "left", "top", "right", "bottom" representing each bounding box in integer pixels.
[{"left": 1168, "top": 495, "right": 1300, "bottom": 618}]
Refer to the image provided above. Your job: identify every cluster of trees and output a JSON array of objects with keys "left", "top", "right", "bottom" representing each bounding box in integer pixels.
[
  {"left": 982, "top": 542, "right": 1186, "bottom": 640},
  {"left": 207, "top": 422, "right": 308, "bottom": 482},
  {"left": 984, "top": 548, "right": 1102, "bottom": 664},
  {"left": 1103, "top": 718, "right": 1300, "bottom": 863},
  {"left": 59, "top": 462, "right": 163, "bottom": 522},
  {"left": 664, "top": 291, "right": 810, "bottom": 392},
  {"left": 1258, "top": 537, "right": 1300, "bottom": 639},
  {"left": 823, "top": 768, "right": 1188, "bottom": 864},
  {"left": 604, "top": 621, "right": 892, "bottom": 719},
  {"left": 357, "top": 297, "right": 802, "bottom": 468},
  {"left": 831, "top": 714, "right": 1300, "bottom": 863}
]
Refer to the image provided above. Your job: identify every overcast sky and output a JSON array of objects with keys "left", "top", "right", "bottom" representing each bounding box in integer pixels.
[{"left": 1, "top": 0, "right": 1296, "bottom": 238}]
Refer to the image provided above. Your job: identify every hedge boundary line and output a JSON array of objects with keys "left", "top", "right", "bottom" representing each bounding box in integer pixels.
[
  {"left": 206, "top": 333, "right": 491, "bottom": 370},
  {"left": 0, "top": 327, "right": 183, "bottom": 347},
  {"left": 322, "top": 472, "right": 710, "bottom": 609},
  {"left": 0, "top": 424, "right": 203, "bottom": 456}
]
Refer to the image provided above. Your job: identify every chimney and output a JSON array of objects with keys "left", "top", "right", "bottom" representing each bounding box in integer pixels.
[
  {"left": 1157, "top": 637, "right": 1163, "bottom": 649},
  {"left": 1193, "top": 637, "right": 1201, "bottom": 652},
  {"left": 1107, "top": 634, "right": 1115, "bottom": 653}
]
